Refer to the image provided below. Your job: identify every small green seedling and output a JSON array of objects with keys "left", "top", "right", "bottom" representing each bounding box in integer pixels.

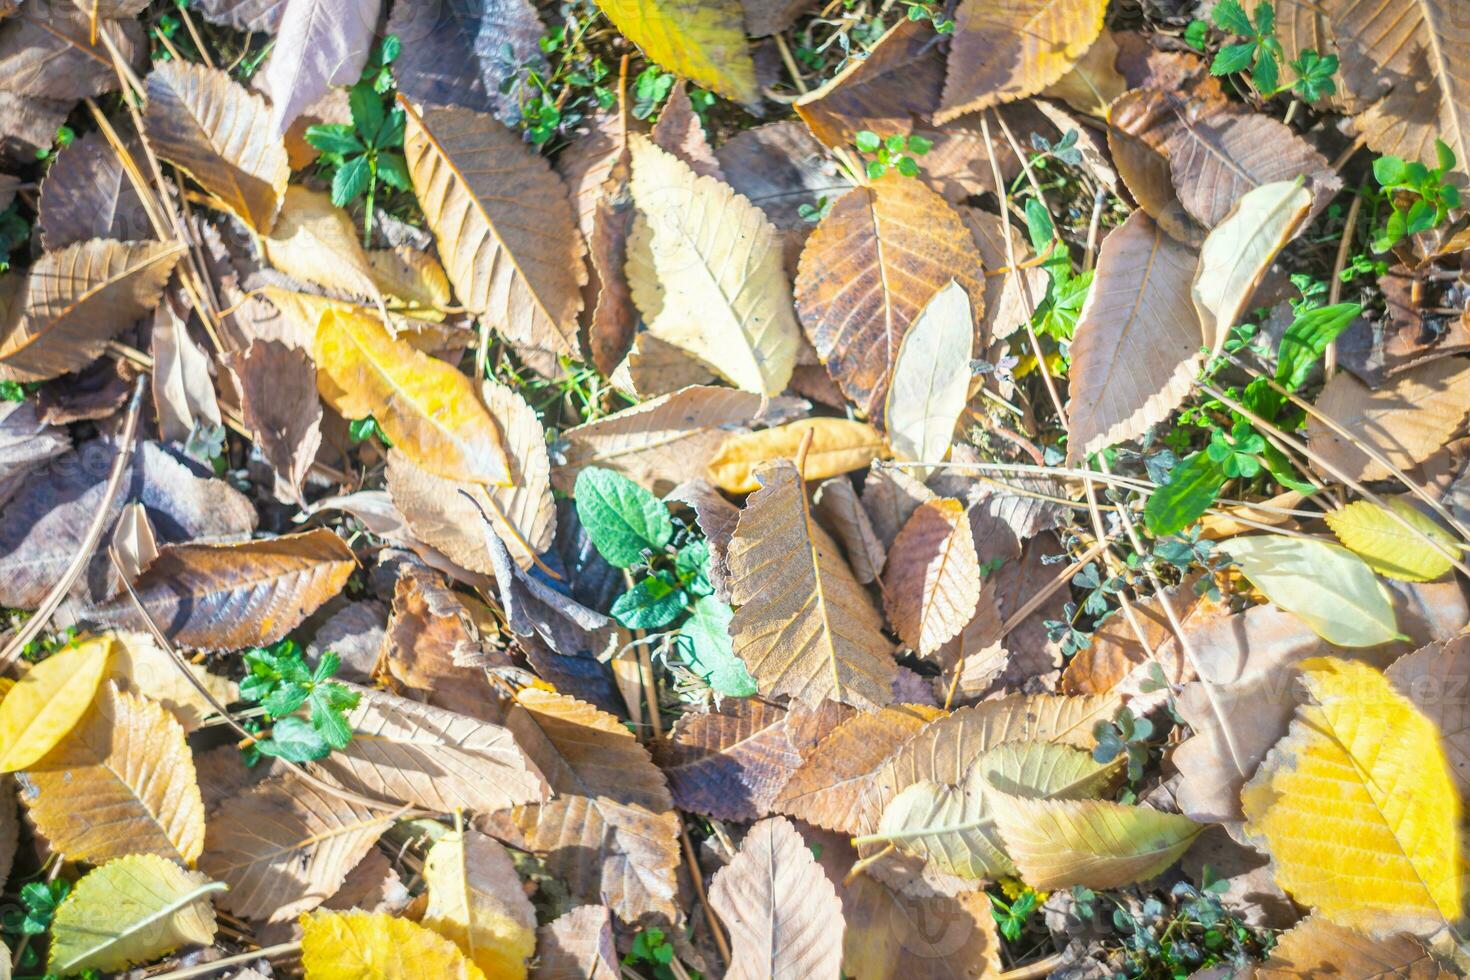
[
  {"left": 1371, "top": 140, "right": 1463, "bottom": 252},
  {"left": 305, "top": 70, "right": 411, "bottom": 242},
  {"left": 1209, "top": 0, "right": 1282, "bottom": 93},
  {"left": 240, "top": 639, "right": 359, "bottom": 763},
  {"left": 854, "top": 131, "right": 933, "bottom": 179}
]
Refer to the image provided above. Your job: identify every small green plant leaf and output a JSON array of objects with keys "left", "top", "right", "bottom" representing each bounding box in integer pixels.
[
  {"left": 611, "top": 572, "right": 687, "bottom": 630},
  {"left": 574, "top": 467, "right": 675, "bottom": 567},
  {"left": 677, "top": 596, "right": 757, "bottom": 697},
  {"left": 1145, "top": 451, "right": 1229, "bottom": 536}
]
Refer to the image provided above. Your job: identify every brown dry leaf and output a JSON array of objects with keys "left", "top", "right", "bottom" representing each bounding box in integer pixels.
[
  {"left": 710, "top": 816, "right": 845, "bottom": 980},
  {"left": 726, "top": 459, "right": 897, "bottom": 709},
  {"left": 151, "top": 300, "right": 221, "bottom": 449},
  {"left": 812, "top": 477, "right": 886, "bottom": 584},
  {"left": 794, "top": 18, "right": 946, "bottom": 148},
  {"left": 1257, "top": 915, "right": 1450, "bottom": 978},
  {"left": 199, "top": 771, "right": 397, "bottom": 922},
  {"left": 653, "top": 698, "right": 848, "bottom": 823},
  {"left": 609, "top": 333, "right": 716, "bottom": 398},
  {"left": 883, "top": 499, "right": 982, "bottom": 657},
  {"left": 0, "top": 239, "right": 182, "bottom": 383},
  {"left": 402, "top": 100, "right": 586, "bottom": 360},
  {"left": 489, "top": 688, "right": 679, "bottom": 923},
  {"left": 553, "top": 385, "right": 776, "bottom": 495},
  {"left": 387, "top": 379, "right": 554, "bottom": 572},
  {"left": 37, "top": 131, "right": 150, "bottom": 249},
  {"left": 1059, "top": 580, "right": 1204, "bottom": 703},
  {"left": 533, "top": 905, "right": 618, "bottom": 980},
  {"left": 1066, "top": 210, "right": 1203, "bottom": 460},
  {"left": 1331, "top": 0, "right": 1470, "bottom": 167},
  {"left": 1108, "top": 89, "right": 1208, "bottom": 246},
  {"left": 19, "top": 682, "right": 206, "bottom": 866},
  {"left": 366, "top": 246, "right": 452, "bottom": 318},
  {"left": 1043, "top": 29, "right": 1127, "bottom": 116},
  {"left": 861, "top": 460, "right": 936, "bottom": 548},
  {"left": 310, "top": 685, "right": 546, "bottom": 812},
  {"left": 143, "top": 60, "right": 289, "bottom": 233},
  {"left": 379, "top": 566, "right": 500, "bottom": 714},
  {"left": 85, "top": 528, "right": 356, "bottom": 651},
  {"left": 1387, "top": 635, "right": 1470, "bottom": 796},
  {"left": 795, "top": 175, "right": 985, "bottom": 421},
  {"left": 0, "top": 0, "right": 143, "bottom": 100},
  {"left": 959, "top": 207, "right": 1046, "bottom": 343},
  {"left": 774, "top": 703, "right": 945, "bottom": 835},
  {"left": 315, "top": 307, "right": 511, "bottom": 487},
  {"left": 262, "top": 185, "right": 378, "bottom": 296},
  {"left": 707, "top": 418, "right": 886, "bottom": 494},
  {"left": 1307, "top": 359, "right": 1470, "bottom": 482},
  {"left": 627, "top": 136, "right": 800, "bottom": 396},
  {"left": 937, "top": 0, "right": 1108, "bottom": 121},
  {"left": 716, "top": 122, "right": 849, "bottom": 231},
  {"left": 651, "top": 81, "right": 723, "bottom": 179},
  {"left": 226, "top": 339, "right": 322, "bottom": 503},
  {"left": 106, "top": 629, "right": 238, "bottom": 732}
]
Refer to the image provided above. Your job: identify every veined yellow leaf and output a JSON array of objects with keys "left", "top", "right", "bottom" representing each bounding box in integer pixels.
[
  {"left": 1219, "top": 534, "right": 1402, "bottom": 647},
  {"left": 302, "top": 910, "right": 487, "bottom": 979},
  {"left": 593, "top": 0, "right": 757, "bottom": 104},
  {"left": 422, "top": 831, "right": 537, "bottom": 979},
  {"left": 707, "top": 418, "right": 886, "bottom": 493},
  {"left": 884, "top": 280, "right": 973, "bottom": 477},
  {"left": 1325, "top": 499, "right": 1459, "bottom": 582},
  {"left": 49, "top": 854, "right": 223, "bottom": 974},
  {"left": 0, "top": 637, "right": 111, "bottom": 772},
  {"left": 314, "top": 307, "right": 511, "bottom": 487},
  {"left": 1243, "top": 657, "right": 1463, "bottom": 936}
]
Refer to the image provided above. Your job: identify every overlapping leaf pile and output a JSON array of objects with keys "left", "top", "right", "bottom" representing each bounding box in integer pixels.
[{"left": 0, "top": 0, "right": 1465, "bottom": 975}]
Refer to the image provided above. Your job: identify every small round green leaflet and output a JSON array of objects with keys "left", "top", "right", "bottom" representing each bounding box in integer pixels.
[{"left": 574, "top": 467, "right": 674, "bottom": 568}]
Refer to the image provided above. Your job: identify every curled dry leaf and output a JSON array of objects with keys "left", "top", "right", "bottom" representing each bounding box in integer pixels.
[
  {"left": 85, "top": 528, "right": 356, "bottom": 651},
  {"left": 937, "top": 0, "right": 1107, "bottom": 121},
  {"left": 709, "top": 816, "right": 845, "bottom": 980},
  {"left": 883, "top": 499, "right": 982, "bottom": 657},
  {"left": 20, "top": 681, "right": 206, "bottom": 865},
  {"left": 402, "top": 100, "right": 586, "bottom": 360},
  {"left": 0, "top": 239, "right": 182, "bottom": 383},
  {"left": 726, "top": 459, "right": 897, "bottom": 709},
  {"left": 1066, "top": 209, "right": 1202, "bottom": 460},
  {"left": 795, "top": 175, "right": 985, "bottom": 422},
  {"left": 706, "top": 417, "right": 886, "bottom": 494},
  {"left": 627, "top": 136, "right": 800, "bottom": 396},
  {"left": 1257, "top": 915, "right": 1451, "bottom": 978},
  {"left": 199, "top": 771, "right": 398, "bottom": 922},
  {"left": 314, "top": 307, "right": 511, "bottom": 486},
  {"left": 143, "top": 60, "right": 289, "bottom": 233}
]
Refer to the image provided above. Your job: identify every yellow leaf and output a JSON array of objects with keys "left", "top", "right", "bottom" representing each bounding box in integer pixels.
[
  {"left": 423, "top": 831, "right": 537, "bottom": 979},
  {"left": 991, "top": 794, "right": 1202, "bottom": 890},
  {"left": 302, "top": 910, "right": 487, "bottom": 979},
  {"left": 1326, "top": 499, "right": 1459, "bottom": 582},
  {"left": 707, "top": 418, "right": 886, "bottom": 494},
  {"left": 262, "top": 186, "right": 379, "bottom": 297},
  {"left": 1242, "top": 657, "right": 1463, "bottom": 936},
  {"left": 593, "top": 0, "right": 757, "bottom": 104},
  {"left": 314, "top": 307, "right": 511, "bottom": 487},
  {"left": 49, "top": 854, "right": 223, "bottom": 974},
  {"left": 0, "top": 637, "right": 111, "bottom": 772}
]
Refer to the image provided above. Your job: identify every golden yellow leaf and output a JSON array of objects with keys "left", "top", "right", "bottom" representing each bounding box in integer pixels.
[
  {"left": 0, "top": 636, "right": 111, "bottom": 772},
  {"left": 1326, "top": 499, "right": 1459, "bottom": 582},
  {"left": 991, "top": 794, "right": 1202, "bottom": 890},
  {"left": 1242, "top": 657, "right": 1463, "bottom": 936},
  {"left": 726, "top": 459, "right": 897, "bottom": 709},
  {"left": 937, "top": 0, "right": 1108, "bottom": 122},
  {"left": 314, "top": 307, "right": 510, "bottom": 487},
  {"left": 707, "top": 418, "right": 886, "bottom": 494},
  {"left": 882, "top": 499, "right": 981, "bottom": 656},
  {"left": 593, "top": 0, "right": 757, "bottom": 104},
  {"left": 20, "top": 682, "right": 207, "bottom": 866},
  {"left": 262, "top": 185, "right": 379, "bottom": 297},
  {"left": 423, "top": 830, "right": 537, "bottom": 980},
  {"left": 49, "top": 854, "right": 222, "bottom": 975},
  {"left": 301, "top": 910, "right": 487, "bottom": 980}
]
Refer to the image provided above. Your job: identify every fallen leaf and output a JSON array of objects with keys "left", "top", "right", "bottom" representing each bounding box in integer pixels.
[
  {"left": 227, "top": 339, "right": 323, "bottom": 503},
  {"left": 883, "top": 499, "right": 982, "bottom": 657},
  {"left": 106, "top": 629, "right": 237, "bottom": 731},
  {"left": 1257, "top": 915, "right": 1450, "bottom": 978},
  {"left": 301, "top": 909, "right": 486, "bottom": 979},
  {"left": 260, "top": 0, "right": 377, "bottom": 136},
  {"left": 1043, "top": 29, "right": 1126, "bottom": 116},
  {"left": 143, "top": 60, "right": 289, "bottom": 233},
  {"left": 795, "top": 175, "right": 985, "bottom": 421},
  {"left": 0, "top": 0, "right": 143, "bottom": 100},
  {"left": 885, "top": 280, "right": 974, "bottom": 473},
  {"left": 1242, "top": 658, "right": 1462, "bottom": 935},
  {"left": 386, "top": 0, "right": 544, "bottom": 123},
  {"left": 794, "top": 18, "right": 945, "bottom": 148},
  {"left": 19, "top": 682, "right": 205, "bottom": 865},
  {"left": 262, "top": 185, "right": 378, "bottom": 296},
  {"left": 1326, "top": 498, "right": 1458, "bottom": 582},
  {"left": 709, "top": 816, "right": 845, "bottom": 979},
  {"left": 85, "top": 529, "right": 357, "bottom": 651},
  {"left": 533, "top": 905, "right": 618, "bottom": 980},
  {"left": 812, "top": 477, "right": 886, "bottom": 584},
  {"left": 726, "top": 459, "right": 897, "bottom": 709},
  {"left": 592, "top": 0, "right": 757, "bottom": 104},
  {"left": 314, "top": 307, "right": 511, "bottom": 486},
  {"left": 36, "top": 131, "right": 150, "bottom": 249},
  {"left": 150, "top": 297, "right": 222, "bottom": 444},
  {"left": 402, "top": 100, "right": 586, "bottom": 360},
  {"left": 1066, "top": 209, "right": 1203, "bottom": 460},
  {"left": 49, "top": 854, "right": 221, "bottom": 975},
  {"left": 0, "top": 636, "right": 111, "bottom": 772},
  {"left": 707, "top": 418, "right": 886, "bottom": 494},
  {"left": 423, "top": 830, "right": 537, "bottom": 979},
  {"left": 1387, "top": 635, "right": 1470, "bottom": 796}
]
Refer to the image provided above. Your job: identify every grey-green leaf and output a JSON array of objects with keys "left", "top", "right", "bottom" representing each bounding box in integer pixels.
[
  {"left": 574, "top": 467, "right": 674, "bottom": 567},
  {"left": 677, "top": 596, "right": 757, "bottom": 697}
]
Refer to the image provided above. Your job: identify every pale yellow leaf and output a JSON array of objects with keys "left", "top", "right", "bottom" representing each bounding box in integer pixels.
[
  {"left": 592, "top": 0, "right": 758, "bottom": 104},
  {"left": 882, "top": 499, "right": 981, "bottom": 656},
  {"left": 423, "top": 830, "right": 536, "bottom": 979},
  {"left": 884, "top": 280, "right": 973, "bottom": 475},
  {"left": 0, "top": 636, "right": 111, "bottom": 772},
  {"left": 262, "top": 185, "right": 378, "bottom": 296},
  {"left": 107, "top": 630, "right": 237, "bottom": 731},
  {"left": 1326, "top": 499, "right": 1459, "bottom": 582},
  {"left": 707, "top": 418, "right": 885, "bottom": 494},
  {"left": 301, "top": 909, "right": 486, "bottom": 980}
]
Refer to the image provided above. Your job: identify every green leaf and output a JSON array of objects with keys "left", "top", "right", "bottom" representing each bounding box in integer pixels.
[
  {"left": 376, "top": 152, "right": 412, "bottom": 191},
  {"left": 1211, "top": 0, "right": 1253, "bottom": 34},
  {"left": 1261, "top": 443, "right": 1318, "bottom": 494},
  {"left": 1373, "top": 155, "right": 1408, "bottom": 187},
  {"left": 865, "top": 159, "right": 887, "bottom": 180},
  {"left": 308, "top": 688, "right": 355, "bottom": 749},
  {"left": 1220, "top": 534, "right": 1403, "bottom": 646},
  {"left": 331, "top": 154, "right": 372, "bottom": 207},
  {"left": 1276, "top": 302, "right": 1361, "bottom": 390},
  {"left": 257, "top": 716, "right": 331, "bottom": 762},
  {"left": 854, "top": 130, "right": 881, "bottom": 153},
  {"left": 1144, "top": 451, "right": 1228, "bottom": 536},
  {"left": 611, "top": 572, "right": 687, "bottom": 630},
  {"left": 573, "top": 467, "right": 674, "bottom": 567},
  {"left": 306, "top": 123, "right": 363, "bottom": 155},
  {"left": 1183, "top": 19, "right": 1208, "bottom": 50},
  {"left": 263, "top": 682, "right": 309, "bottom": 718},
  {"left": 1210, "top": 42, "right": 1257, "bottom": 76},
  {"left": 349, "top": 83, "right": 386, "bottom": 146},
  {"left": 676, "top": 539, "right": 714, "bottom": 596},
  {"left": 1252, "top": 47, "right": 1280, "bottom": 93},
  {"left": 676, "top": 596, "right": 757, "bottom": 696}
]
